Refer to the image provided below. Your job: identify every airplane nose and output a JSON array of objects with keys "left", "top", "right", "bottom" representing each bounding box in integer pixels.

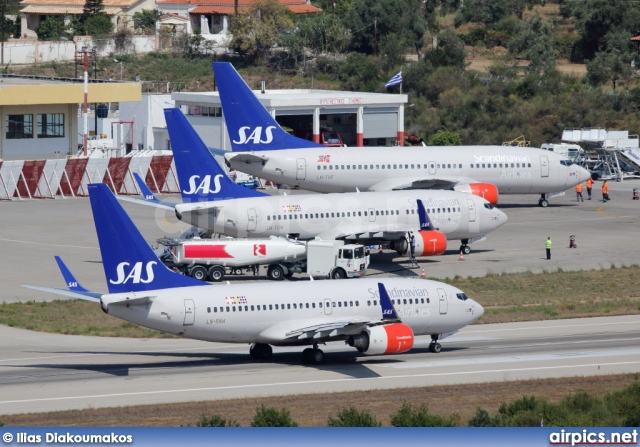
[
  {"left": 471, "top": 300, "right": 484, "bottom": 322},
  {"left": 578, "top": 166, "right": 592, "bottom": 183},
  {"left": 493, "top": 207, "right": 508, "bottom": 228}
]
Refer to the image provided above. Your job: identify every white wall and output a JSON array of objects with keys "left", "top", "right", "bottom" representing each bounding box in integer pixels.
[{"left": 2, "top": 104, "right": 76, "bottom": 160}]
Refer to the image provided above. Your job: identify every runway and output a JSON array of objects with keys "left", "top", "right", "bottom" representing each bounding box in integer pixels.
[{"left": 1, "top": 314, "right": 639, "bottom": 415}]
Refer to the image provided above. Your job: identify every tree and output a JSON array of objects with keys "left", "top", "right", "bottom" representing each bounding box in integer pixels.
[
  {"left": 283, "top": 12, "right": 349, "bottom": 64},
  {"left": 327, "top": 407, "right": 382, "bottom": 427},
  {"left": 133, "top": 9, "right": 161, "bottom": 35},
  {"left": 427, "top": 129, "right": 462, "bottom": 146},
  {"left": 228, "top": 0, "right": 295, "bottom": 62},
  {"left": 250, "top": 405, "right": 298, "bottom": 427},
  {"left": 71, "top": 0, "right": 113, "bottom": 36},
  {"left": 454, "top": 0, "right": 525, "bottom": 29},
  {"left": 344, "top": 0, "right": 428, "bottom": 58},
  {"left": 586, "top": 49, "right": 632, "bottom": 90},
  {"left": 35, "top": 16, "right": 69, "bottom": 41},
  {"left": 507, "top": 15, "right": 557, "bottom": 76}
]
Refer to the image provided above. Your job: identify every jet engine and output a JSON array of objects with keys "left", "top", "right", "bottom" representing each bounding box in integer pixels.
[
  {"left": 347, "top": 323, "right": 414, "bottom": 355},
  {"left": 454, "top": 183, "right": 499, "bottom": 206},
  {"left": 391, "top": 230, "right": 447, "bottom": 257}
]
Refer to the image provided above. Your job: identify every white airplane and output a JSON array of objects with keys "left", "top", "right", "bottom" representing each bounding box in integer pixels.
[
  {"left": 164, "top": 108, "right": 507, "bottom": 255},
  {"left": 213, "top": 62, "right": 592, "bottom": 208},
  {"left": 24, "top": 183, "right": 484, "bottom": 364}
]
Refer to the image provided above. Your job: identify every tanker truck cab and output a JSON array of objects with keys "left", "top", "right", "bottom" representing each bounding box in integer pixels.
[{"left": 307, "top": 240, "right": 367, "bottom": 279}]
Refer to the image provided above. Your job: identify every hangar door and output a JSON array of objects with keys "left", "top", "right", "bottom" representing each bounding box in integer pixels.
[{"left": 363, "top": 108, "right": 398, "bottom": 139}]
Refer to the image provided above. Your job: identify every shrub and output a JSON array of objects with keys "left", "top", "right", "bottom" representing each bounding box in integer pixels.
[
  {"left": 390, "top": 402, "right": 459, "bottom": 427},
  {"left": 251, "top": 405, "right": 298, "bottom": 427},
  {"left": 327, "top": 407, "right": 381, "bottom": 427},
  {"left": 194, "top": 413, "right": 240, "bottom": 427}
]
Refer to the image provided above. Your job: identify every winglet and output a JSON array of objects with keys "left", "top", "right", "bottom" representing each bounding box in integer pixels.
[
  {"left": 378, "top": 282, "right": 400, "bottom": 321},
  {"left": 54, "top": 256, "right": 90, "bottom": 293},
  {"left": 164, "top": 108, "right": 267, "bottom": 203},
  {"left": 417, "top": 199, "right": 434, "bottom": 231},
  {"left": 213, "top": 62, "right": 323, "bottom": 152},
  {"left": 88, "top": 182, "right": 208, "bottom": 293}
]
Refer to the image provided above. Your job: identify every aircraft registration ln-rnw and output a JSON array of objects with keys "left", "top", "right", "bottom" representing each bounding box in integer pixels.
[
  {"left": 24, "top": 184, "right": 484, "bottom": 364},
  {"left": 160, "top": 108, "right": 507, "bottom": 255},
  {"left": 213, "top": 62, "right": 592, "bottom": 208}
]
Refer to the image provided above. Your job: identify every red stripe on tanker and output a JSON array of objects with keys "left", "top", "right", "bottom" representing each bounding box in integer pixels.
[{"left": 183, "top": 244, "right": 234, "bottom": 259}]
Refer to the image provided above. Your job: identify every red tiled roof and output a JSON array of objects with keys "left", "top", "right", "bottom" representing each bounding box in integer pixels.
[
  {"left": 21, "top": 4, "right": 122, "bottom": 13},
  {"left": 21, "top": 0, "right": 138, "bottom": 6},
  {"left": 191, "top": 5, "right": 243, "bottom": 13},
  {"left": 631, "top": 36, "right": 640, "bottom": 41},
  {"left": 287, "top": 3, "right": 320, "bottom": 13}
]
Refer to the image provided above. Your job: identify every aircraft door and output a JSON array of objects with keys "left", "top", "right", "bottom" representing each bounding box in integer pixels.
[
  {"left": 183, "top": 299, "right": 195, "bottom": 325},
  {"left": 323, "top": 299, "right": 332, "bottom": 315},
  {"left": 247, "top": 208, "right": 257, "bottom": 231},
  {"left": 466, "top": 198, "right": 479, "bottom": 234},
  {"left": 437, "top": 288, "right": 448, "bottom": 315},
  {"left": 466, "top": 199, "right": 476, "bottom": 222},
  {"left": 540, "top": 155, "right": 549, "bottom": 177},
  {"left": 368, "top": 208, "right": 376, "bottom": 222},
  {"left": 428, "top": 161, "right": 437, "bottom": 175},
  {"left": 296, "top": 158, "right": 306, "bottom": 180}
]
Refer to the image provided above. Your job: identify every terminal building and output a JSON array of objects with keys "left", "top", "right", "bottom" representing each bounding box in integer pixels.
[
  {"left": 0, "top": 75, "right": 140, "bottom": 161},
  {"left": 171, "top": 88, "right": 409, "bottom": 151}
]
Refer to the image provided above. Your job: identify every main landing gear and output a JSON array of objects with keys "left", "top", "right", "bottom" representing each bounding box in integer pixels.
[
  {"left": 538, "top": 194, "right": 549, "bottom": 208},
  {"left": 459, "top": 239, "right": 471, "bottom": 255},
  {"left": 429, "top": 335, "right": 442, "bottom": 353},
  {"left": 303, "top": 342, "right": 324, "bottom": 365},
  {"left": 249, "top": 342, "right": 325, "bottom": 364},
  {"left": 249, "top": 343, "right": 273, "bottom": 360}
]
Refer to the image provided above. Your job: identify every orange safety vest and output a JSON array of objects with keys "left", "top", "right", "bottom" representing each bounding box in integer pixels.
[
  {"left": 586, "top": 178, "right": 594, "bottom": 188},
  {"left": 575, "top": 183, "right": 583, "bottom": 193},
  {"left": 602, "top": 183, "right": 609, "bottom": 193}
]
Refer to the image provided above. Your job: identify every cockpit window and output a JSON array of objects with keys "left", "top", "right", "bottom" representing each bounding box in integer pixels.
[
  {"left": 560, "top": 160, "right": 574, "bottom": 167},
  {"left": 456, "top": 293, "right": 468, "bottom": 301},
  {"left": 483, "top": 203, "right": 494, "bottom": 210}
]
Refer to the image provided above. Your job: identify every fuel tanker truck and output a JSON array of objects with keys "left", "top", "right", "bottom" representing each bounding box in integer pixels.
[{"left": 156, "top": 236, "right": 368, "bottom": 281}]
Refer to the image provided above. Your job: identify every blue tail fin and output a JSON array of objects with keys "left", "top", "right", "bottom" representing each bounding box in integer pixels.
[
  {"left": 164, "top": 108, "right": 266, "bottom": 203},
  {"left": 213, "top": 62, "right": 323, "bottom": 152},
  {"left": 417, "top": 199, "right": 434, "bottom": 231},
  {"left": 133, "top": 172, "right": 158, "bottom": 202},
  {"left": 88, "top": 183, "right": 207, "bottom": 293},
  {"left": 378, "top": 283, "right": 400, "bottom": 321},
  {"left": 54, "top": 255, "right": 90, "bottom": 293}
]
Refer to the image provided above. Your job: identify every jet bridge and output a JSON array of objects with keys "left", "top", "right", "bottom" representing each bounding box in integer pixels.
[{"left": 561, "top": 128, "right": 640, "bottom": 181}]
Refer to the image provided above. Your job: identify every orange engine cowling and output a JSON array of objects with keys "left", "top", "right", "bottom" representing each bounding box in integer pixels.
[
  {"left": 393, "top": 230, "right": 447, "bottom": 257},
  {"left": 454, "top": 182, "right": 499, "bottom": 206},
  {"left": 346, "top": 323, "right": 414, "bottom": 355}
]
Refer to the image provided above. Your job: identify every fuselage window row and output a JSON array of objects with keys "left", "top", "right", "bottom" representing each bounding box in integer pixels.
[
  {"left": 206, "top": 297, "right": 431, "bottom": 314},
  {"left": 317, "top": 163, "right": 464, "bottom": 171},
  {"left": 266, "top": 210, "right": 402, "bottom": 221}
]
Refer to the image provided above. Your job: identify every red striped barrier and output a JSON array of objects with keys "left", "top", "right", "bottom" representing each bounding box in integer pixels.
[
  {"left": 146, "top": 155, "right": 174, "bottom": 193},
  {"left": 103, "top": 158, "right": 132, "bottom": 194},
  {"left": 59, "top": 158, "right": 89, "bottom": 197},
  {"left": 16, "top": 160, "right": 47, "bottom": 198}
]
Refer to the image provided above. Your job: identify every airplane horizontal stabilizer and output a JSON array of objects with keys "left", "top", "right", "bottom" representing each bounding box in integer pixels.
[{"left": 22, "top": 285, "right": 102, "bottom": 302}]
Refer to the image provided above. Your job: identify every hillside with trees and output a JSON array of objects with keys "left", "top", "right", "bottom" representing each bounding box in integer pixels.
[{"left": 16, "top": 0, "right": 640, "bottom": 146}]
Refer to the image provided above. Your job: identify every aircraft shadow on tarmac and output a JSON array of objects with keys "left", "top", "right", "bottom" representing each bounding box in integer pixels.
[{"left": 16, "top": 345, "right": 468, "bottom": 378}]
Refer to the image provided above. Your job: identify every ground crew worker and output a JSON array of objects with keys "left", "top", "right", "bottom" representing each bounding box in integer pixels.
[
  {"left": 602, "top": 180, "right": 609, "bottom": 202},
  {"left": 546, "top": 237, "right": 552, "bottom": 260},
  {"left": 586, "top": 176, "right": 593, "bottom": 200},
  {"left": 575, "top": 183, "right": 584, "bottom": 202}
]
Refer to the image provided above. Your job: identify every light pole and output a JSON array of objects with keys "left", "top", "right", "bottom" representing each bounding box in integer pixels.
[{"left": 114, "top": 59, "right": 123, "bottom": 80}]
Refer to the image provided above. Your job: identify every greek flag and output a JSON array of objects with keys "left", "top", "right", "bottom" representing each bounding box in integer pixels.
[{"left": 385, "top": 71, "right": 402, "bottom": 88}]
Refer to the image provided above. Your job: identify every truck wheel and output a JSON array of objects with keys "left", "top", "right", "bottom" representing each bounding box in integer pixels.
[
  {"left": 331, "top": 268, "right": 346, "bottom": 279},
  {"left": 208, "top": 266, "right": 225, "bottom": 282},
  {"left": 190, "top": 265, "right": 208, "bottom": 281},
  {"left": 284, "top": 270, "right": 294, "bottom": 279},
  {"left": 267, "top": 265, "right": 284, "bottom": 281}
]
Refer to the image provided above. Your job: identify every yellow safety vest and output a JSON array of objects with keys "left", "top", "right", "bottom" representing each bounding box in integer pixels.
[{"left": 546, "top": 240, "right": 552, "bottom": 249}]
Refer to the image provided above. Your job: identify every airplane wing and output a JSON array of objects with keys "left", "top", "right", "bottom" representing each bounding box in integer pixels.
[
  {"left": 368, "top": 176, "right": 480, "bottom": 191},
  {"left": 317, "top": 225, "right": 412, "bottom": 241},
  {"left": 261, "top": 283, "right": 402, "bottom": 342}
]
